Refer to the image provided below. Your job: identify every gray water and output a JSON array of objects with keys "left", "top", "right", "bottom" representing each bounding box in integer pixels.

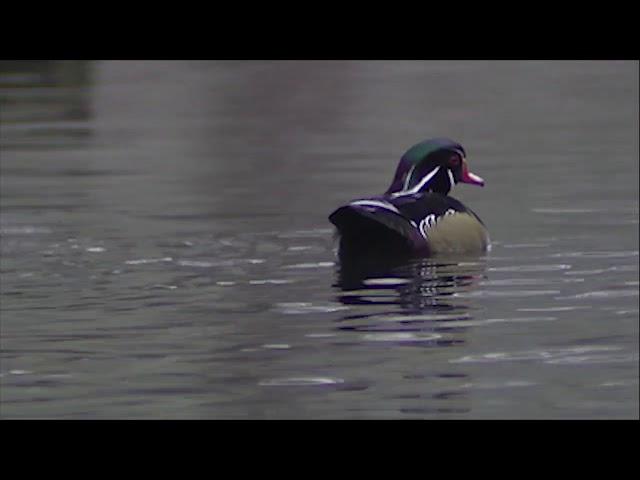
[{"left": 0, "top": 60, "right": 638, "bottom": 419}]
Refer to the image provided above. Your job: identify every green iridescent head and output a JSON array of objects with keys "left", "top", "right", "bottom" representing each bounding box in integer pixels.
[{"left": 385, "top": 138, "right": 483, "bottom": 196}]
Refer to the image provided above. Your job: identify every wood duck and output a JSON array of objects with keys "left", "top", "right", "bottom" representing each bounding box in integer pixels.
[{"left": 329, "top": 138, "right": 489, "bottom": 261}]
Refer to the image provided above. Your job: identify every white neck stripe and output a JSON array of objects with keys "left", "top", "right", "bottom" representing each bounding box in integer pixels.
[
  {"left": 350, "top": 199, "right": 401, "bottom": 215},
  {"left": 391, "top": 166, "right": 441, "bottom": 198},
  {"left": 403, "top": 164, "right": 417, "bottom": 190},
  {"left": 447, "top": 169, "right": 455, "bottom": 191}
]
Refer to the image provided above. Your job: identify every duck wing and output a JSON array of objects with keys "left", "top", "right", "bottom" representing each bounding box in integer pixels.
[{"left": 328, "top": 197, "right": 426, "bottom": 255}]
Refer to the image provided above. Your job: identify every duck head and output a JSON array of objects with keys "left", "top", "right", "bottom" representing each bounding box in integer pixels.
[{"left": 385, "top": 138, "right": 484, "bottom": 197}]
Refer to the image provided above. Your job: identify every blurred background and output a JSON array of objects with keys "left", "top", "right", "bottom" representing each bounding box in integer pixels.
[{"left": 0, "top": 60, "right": 638, "bottom": 419}]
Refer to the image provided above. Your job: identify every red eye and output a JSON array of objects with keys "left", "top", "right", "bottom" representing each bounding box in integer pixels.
[{"left": 449, "top": 155, "right": 461, "bottom": 167}]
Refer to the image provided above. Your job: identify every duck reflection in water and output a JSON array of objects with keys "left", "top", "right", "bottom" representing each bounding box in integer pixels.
[
  {"left": 332, "top": 255, "right": 486, "bottom": 416},
  {"left": 333, "top": 254, "right": 487, "bottom": 339}
]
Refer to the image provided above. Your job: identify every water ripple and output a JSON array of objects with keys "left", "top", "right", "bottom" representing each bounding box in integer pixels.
[
  {"left": 546, "top": 353, "right": 638, "bottom": 365},
  {"left": 282, "top": 262, "right": 335, "bottom": 269},
  {"left": 259, "top": 377, "right": 344, "bottom": 386},
  {"left": 362, "top": 332, "right": 442, "bottom": 343},
  {"left": 177, "top": 258, "right": 265, "bottom": 268},
  {"left": 488, "top": 264, "right": 571, "bottom": 272},
  {"left": 125, "top": 257, "right": 173, "bottom": 265},
  {"left": 379, "top": 313, "right": 471, "bottom": 322},
  {"left": 275, "top": 302, "right": 350, "bottom": 314},
  {"left": 558, "top": 289, "right": 639, "bottom": 300},
  {"left": 550, "top": 251, "right": 638, "bottom": 259},
  {"left": 454, "top": 290, "right": 560, "bottom": 298},
  {"left": 503, "top": 243, "right": 551, "bottom": 248},
  {"left": 517, "top": 306, "right": 588, "bottom": 312},
  {"left": 532, "top": 208, "right": 604, "bottom": 214},
  {"left": 450, "top": 345, "right": 627, "bottom": 365},
  {"left": 0, "top": 226, "right": 52, "bottom": 235},
  {"left": 479, "top": 278, "right": 554, "bottom": 287},
  {"left": 435, "top": 316, "right": 556, "bottom": 328},
  {"left": 249, "top": 279, "right": 294, "bottom": 285}
]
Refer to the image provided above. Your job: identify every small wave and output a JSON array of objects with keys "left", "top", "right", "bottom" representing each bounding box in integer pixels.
[
  {"left": 435, "top": 316, "right": 556, "bottom": 328},
  {"left": 380, "top": 313, "right": 471, "bottom": 322},
  {"left": 502, "top": 243, "right": 551, "bottom": 248},
  {"left": 454, "top": 290, "right": 560, "bottom": 298},
  {"left": 0, "top": 226, "right": 52, "bottom": 235},
  {"left": 249, "top": 279, "right": 294, "bottom": 285},
  {"left": 282, "top": 262, "right": 335, "bottom": 269},
  {"left": 177, "top": 258, "right": 265, "bottom": 268},
  {"left": 558, "top": 290, "right": 639, "bottom": 300},
  {"left": 275, "top": 302, "right": 349, "bottom": 314},
  {"left": 287, "top": 246, "right": 314, "bottom": 251},
  {"left": 362, "top": 332, "right": 442, "bottom": 342},
  {"left": 276, "top": 229, "right": 334, "bottom": 239},
  {"left": 259, "top": 377, "right": 344, "bottom": 386},
  {"left": 531, "top": 208, "right": 604, "bottom": 214},
  {"left": 125, "top": 257, "right": 173, "bottom": 265},
  {"left": 488, "top": 264, "right": 571, "bottom": 272},
  {"left": 517, "top": 306, "right": 588, "bottom": 312},
  {"left": 550, "top": 251, "right": 638, "bottom": 259},
  {"left": 450, "top": 345, "right": 626, "bottom": 364}
]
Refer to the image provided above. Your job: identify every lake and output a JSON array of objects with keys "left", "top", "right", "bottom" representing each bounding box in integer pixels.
[{"left": 0, "top": 60, "right": 638, "bottom": 419}]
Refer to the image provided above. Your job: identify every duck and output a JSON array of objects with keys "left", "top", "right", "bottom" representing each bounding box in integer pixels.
[{"left": 329, "top": 138, "right": 489, "bottom": 262}]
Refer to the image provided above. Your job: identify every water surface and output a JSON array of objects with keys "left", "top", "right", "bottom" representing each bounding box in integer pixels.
[{"left": 1, "top": 60, "right": 638, "bottom": 418}]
